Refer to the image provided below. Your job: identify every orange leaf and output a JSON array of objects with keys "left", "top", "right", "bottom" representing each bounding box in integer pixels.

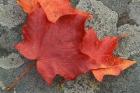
[
  {"left": 92, "top": 58, "right": 136, "bottom": 81},
  {"left": 18, "top": 0, "right": 77, "bottom": 22},
  {"left": 17, "top": 0, "right": 38, "bottom": 13},
  {"left": 81, "top": 29, "right": 136, "bottom": 81}
]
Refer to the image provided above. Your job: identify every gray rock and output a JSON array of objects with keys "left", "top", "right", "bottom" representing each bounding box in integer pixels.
[
  {"left": 0, "top": 65, "right": 61, "bottom": 93},
  {"left": 77, "top": 0, "right": 118, "bottom": 39},
  {"left": 0, "top": 53, "right": 24, "bottom": 70},
  {"left": 117, "top": 24, "right": 140, "bottom": 58},
  {"left": 132, "top": 0, "right": 140, "bottom": 2},
  {"left": 0, "top": 26, "right": 21, "bottom": 51},
  {"left": 129, "top": 2, "right": 140, "bottom": 25},
  {"left": 64, "top": 74, "right": 99, "bottom": 93},
  {"left": 0, "top": 0, "right": 26, "bottom": 28},
  {"left": 97, "top": 0, "right": 131, "bottom": 16}
]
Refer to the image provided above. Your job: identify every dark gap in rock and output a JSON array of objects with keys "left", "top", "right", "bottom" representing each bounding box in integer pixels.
[
  {"left": 2, "top": 0, "right": 8, "bottom": 5},
  {"left": 10, "top": 24, "right": 23, "bottom": 42},
  {"left": 127, "top": 0, "right": 132, "bottom": 4},
  {"left": 0, "top": 25, "right": 8, "bottom": 37},
  {"left": 0, "top": 47, "right": 11, "bottom": 57},
  {"left": 117, "top": 12, "right": 138, "bottom": 27}
]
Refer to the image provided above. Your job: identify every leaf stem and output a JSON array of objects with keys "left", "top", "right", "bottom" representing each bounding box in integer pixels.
[{"left": 4, "top": 62, "right": 35, "bottom": 91}]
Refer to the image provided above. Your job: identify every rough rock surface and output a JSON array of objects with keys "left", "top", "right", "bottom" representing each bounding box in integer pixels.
[
  {"left": 0, "top": 26, "right": 22, "bottom": 51},
  {"left": 117, "top": 24, "right": 140, "bottom": 58},
  {"left": 77, "top": 0, "right": 118, "bottom": 39},
  {"left": 97, "top": 0, "right": 131, "bottom": 16},
  {"left": 132, "top": 0, "right": 140, "bottom": 2},
  {"left": 0, "top": 53, "right": 24, "bottom": 70},
  {"left": 129, "top": 2, "right": 140, "bottom": 25},
  {"left": 0, "top": 0, "right": 140, "bottom": 93},
  {"left": 64, "top": 74, "right": 99, "bottom": 93},
  {"left": 0, "top": 0, "right": 25, "bottom": 28}
]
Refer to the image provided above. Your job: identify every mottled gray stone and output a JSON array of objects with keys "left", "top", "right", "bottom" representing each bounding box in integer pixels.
[
  {"left": 77, "top": 0, "right": 118, "bottom": 39},
  {"left": 0, "top": 0, "right": 25, "bottom": 76},
  {"left": 0, "top": 53, "right": 24, "bottom": 70},
  {"left": 0, "top": 26, "right": 22, "bottom": 51},
  {"left": 97, "top": 0, "right": 132, "bottom": 16},
  {"left": 132, "top": 0, "right": 140, "bottom": 2},
  {"left": 129, "top": 2, "right": 140, "bottom": 25},
  {"left": 117, "top": 24, "right": 140, "bottom": 58},
  {"left": 0, "top": 63, "right": 62, "bottom": 93},
  {"left": 64, "top": 74, "right": 99, "bottom": 93},
  {"left": 0, "top": 0, "right": 25, "bottom": 28}
]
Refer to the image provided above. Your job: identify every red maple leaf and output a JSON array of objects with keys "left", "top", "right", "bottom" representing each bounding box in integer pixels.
[
  {"left": 16, "top": 5, "right": 96, "bottom": 85},
  {"left": 81, "top": 30, "right": 136, "bottom": 81},
  {"left": 16, "top": 0, "right": 136, "bottom": 85}
]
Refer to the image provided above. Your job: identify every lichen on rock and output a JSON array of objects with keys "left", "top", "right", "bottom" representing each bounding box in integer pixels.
[{"left": 97, "top": 0, "right": 132, "bottom": 16}]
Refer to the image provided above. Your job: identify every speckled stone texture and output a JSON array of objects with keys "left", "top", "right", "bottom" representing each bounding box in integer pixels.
[
  {"left": 77, "top": 0, "right": 118, "bottom": 39},
  {"left": 97, "top": 0, "right": 132, "bottom": 16},
  {"left": 0, "top": 0, "right": 140, "bottom": 93},
  {"left": 129, "top": 2, "right": 140, "bottom": 25}
]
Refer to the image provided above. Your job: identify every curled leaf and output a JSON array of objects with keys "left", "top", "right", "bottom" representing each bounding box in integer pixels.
[{"left": 18, "top": 0, "right": 78, "bottom": 22}]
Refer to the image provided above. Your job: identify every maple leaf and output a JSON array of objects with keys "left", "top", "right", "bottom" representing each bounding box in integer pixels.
[
  {"left": 16, "top": 0, "right": 136, "bottom": 85},
  {"left": 17, "top": 0, "right": 37, "bottom": 14},
  {"left": 81, "top": 30, "right": 136, "bottom": 81},
  {"left": 18, "top": 0, "right": 77, "bottom": 22},
  {"left": 16, "top": 6, "right": 95, "bottom": 85}
]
